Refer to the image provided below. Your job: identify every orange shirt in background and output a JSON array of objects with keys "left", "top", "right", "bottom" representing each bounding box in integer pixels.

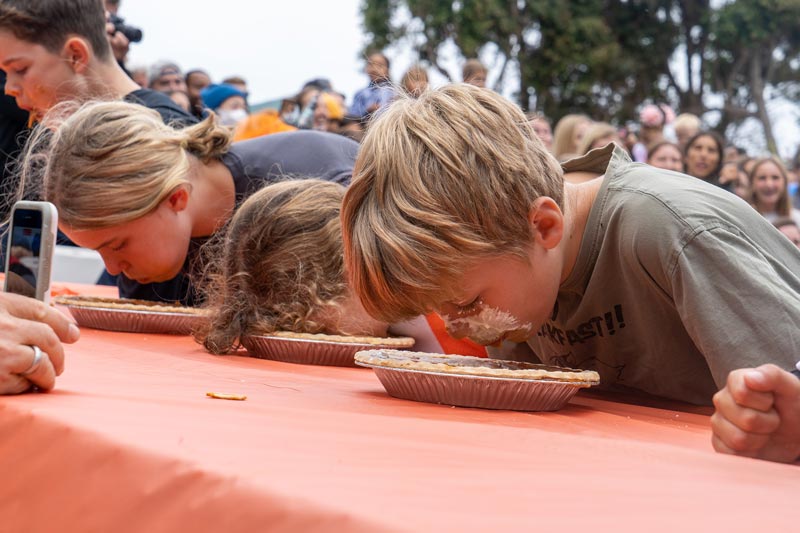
[{"left": 234, "top": 109, "right": 296, "bottom": 142}]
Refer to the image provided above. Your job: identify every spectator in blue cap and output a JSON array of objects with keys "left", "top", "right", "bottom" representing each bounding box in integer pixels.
[{"left": 200, "top": 83, "right": 248, "bottom": 127}]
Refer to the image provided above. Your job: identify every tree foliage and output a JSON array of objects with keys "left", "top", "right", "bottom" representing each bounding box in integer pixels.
[
  {"left": 360, "top": 0, "right": 800, "bottom": 154},
  {"left": 706, "top": 0, "right": 800, "bottom": 153}
]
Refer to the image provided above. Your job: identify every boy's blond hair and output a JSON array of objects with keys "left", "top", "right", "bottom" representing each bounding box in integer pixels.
[{"left": 341, "top": 84, "right": 564, "bottom": 323}]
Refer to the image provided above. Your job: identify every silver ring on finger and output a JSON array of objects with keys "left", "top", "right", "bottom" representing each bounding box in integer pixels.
[{"left": 21, "top": 345, "right": 44, "bottom": 376}]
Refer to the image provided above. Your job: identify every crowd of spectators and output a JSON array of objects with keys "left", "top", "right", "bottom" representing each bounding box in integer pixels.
[{"left": 57, "top": 1, "right": 800, "bottom": 241}]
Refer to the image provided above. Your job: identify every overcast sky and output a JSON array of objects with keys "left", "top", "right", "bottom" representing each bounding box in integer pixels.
[{"left": 121, "top": 0, "right": 391, "bottom": 104}]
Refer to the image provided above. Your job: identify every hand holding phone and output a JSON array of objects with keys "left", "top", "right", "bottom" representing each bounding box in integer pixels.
[
  {"left": 0, "top": 202, "right": 81, "bottom": 394},
  {"left": 3, "top": 201, "right": 58, "bottom": 304}
]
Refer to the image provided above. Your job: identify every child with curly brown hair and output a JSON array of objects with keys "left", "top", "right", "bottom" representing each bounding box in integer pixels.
[{"left": 199, "top": 179, "right": 486, "bottom": 357}]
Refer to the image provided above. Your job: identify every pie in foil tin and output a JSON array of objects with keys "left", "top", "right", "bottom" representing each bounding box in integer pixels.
[
  {"left": 241, "top": 331, "right": 415, "bottom": 367},
  {"left": 55, "top": 296, "right": 208, "bottom": 335},
  {"left": 355, "top": 350, "right": 600, "bottom": 411}
]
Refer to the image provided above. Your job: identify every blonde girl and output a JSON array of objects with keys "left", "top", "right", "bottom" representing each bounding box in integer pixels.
[
  {"left": 747, "top": 157, "right": 800, "bottom": 225},
  {"left": 22, "top": 100, "right": 359, "bottom": 304},
  {"left": 551, "top": 113, "right": 592, "bottom": 161}
]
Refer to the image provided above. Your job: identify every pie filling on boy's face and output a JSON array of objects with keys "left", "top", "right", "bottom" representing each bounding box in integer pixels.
[
  {"left": 439, "top": 249, "right": 562, "bottom": 346},
  {"left": 441, "top": 301, "right": 534, "bottom": 346}
]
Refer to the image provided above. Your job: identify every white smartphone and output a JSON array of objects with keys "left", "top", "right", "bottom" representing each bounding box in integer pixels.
[{"left": 3, "top": 201, "right": 58, "bottom": 304}]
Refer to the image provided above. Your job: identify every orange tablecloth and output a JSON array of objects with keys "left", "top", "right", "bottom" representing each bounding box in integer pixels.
[{"left": 0, "top": 286, "right": 797, "bottom": 532}]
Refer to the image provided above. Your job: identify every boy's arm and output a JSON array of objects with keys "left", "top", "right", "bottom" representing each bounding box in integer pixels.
[
  {"left": 670, "top": 226, "right": 800, "bottom": 386},
  {"left": 710, "top": 364, "right": 800, "bottom": 464}
]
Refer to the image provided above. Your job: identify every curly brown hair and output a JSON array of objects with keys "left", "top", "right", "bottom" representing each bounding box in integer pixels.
[{"left": 198, "top": 179, "right": 350, "bottom": 354}]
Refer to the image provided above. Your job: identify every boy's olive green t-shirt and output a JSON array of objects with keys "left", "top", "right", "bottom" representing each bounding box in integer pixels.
[{"left": 525, "top": 144, "right": 800, "bottom": 405}]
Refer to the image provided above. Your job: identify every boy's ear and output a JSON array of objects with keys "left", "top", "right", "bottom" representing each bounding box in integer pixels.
[
  {"left": 164, "top": 186, "right": 190, "bottom": 213},
  {"left": 528, "top": 197, "right": 564, "bottom": 250},
  {"left": 62, "top": 37, "right": 92, "bottom": 74}
]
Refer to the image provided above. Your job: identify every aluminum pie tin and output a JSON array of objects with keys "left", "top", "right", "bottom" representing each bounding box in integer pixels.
[
  {"left": 241, "top": 335, "right": 414, "bottom": 367},
  {"left": 60, "top": 304, "right": 207, "bottom": 335},
  {"left": 355, "top": 351, "right": 599, "bottom": 412}
]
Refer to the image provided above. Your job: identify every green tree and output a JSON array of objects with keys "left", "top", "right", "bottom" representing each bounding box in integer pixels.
[
  {"left": 658, "top": 0, "right": 712, "bottom": 116},
  {"left": 361, "top": 0, "right": 675, "bottom": 122},
  {"left": 361, "top": 0, "right": 800, "bottom": 153},
  {"left": 706, "top": 0, "right": 800, "bottom": 154}
]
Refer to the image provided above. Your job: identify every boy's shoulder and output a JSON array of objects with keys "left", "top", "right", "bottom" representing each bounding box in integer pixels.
[
  {"left": 565, "top": 144, "right": 794, "bottom": 283},
  {"left": 570, "top": 144, "right": 763, "bottom": 237}
]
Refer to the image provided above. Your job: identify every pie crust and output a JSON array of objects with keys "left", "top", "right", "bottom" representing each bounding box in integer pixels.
[
  {"left": 355, "top": 350, "right": 600, "bottom": 384},
  {"left": 263, "top": 331, "right": 415, "bottom": 347},
  {"left": 54, "top": 295, "right": 207, "bottom": 315}
]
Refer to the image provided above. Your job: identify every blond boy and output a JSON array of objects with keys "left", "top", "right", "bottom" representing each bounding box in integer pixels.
[{"left": 341, "top": 84, "right": 800, "bottom": 463}]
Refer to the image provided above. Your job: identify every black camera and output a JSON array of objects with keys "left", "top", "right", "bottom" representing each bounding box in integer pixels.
[{"left": 109, "top": 14, "right": 143, "bottom": 43}]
